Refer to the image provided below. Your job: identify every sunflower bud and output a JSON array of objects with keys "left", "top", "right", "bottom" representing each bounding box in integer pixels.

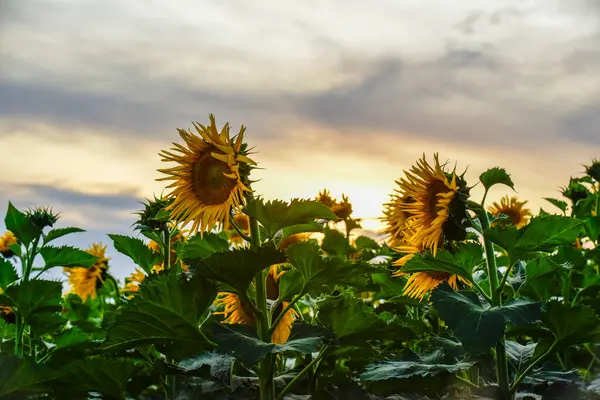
[
  {"left": 26, "top": 206, "right": 58, "bottom": 229},
  {"left": 316, "top": 189, "right": 335, "bottom": 208},
  {"left": 134, "top": 195, "right": 175, "bottom": 231},
  {"left": 585, "top": 159, "right": 600, "bottom": 183},
  {"left": 561, "top": 178, "right": 590, "bottom": 205}
]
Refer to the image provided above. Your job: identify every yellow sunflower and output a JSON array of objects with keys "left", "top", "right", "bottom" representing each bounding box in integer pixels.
[
  {"left": 380, "top": 195, "right": 413, "bottom": 247},
  {"left": 488, "top": 196, "right": 532, "bottom": 229},
  {"left": 121, "top": 264, "right": 170, "bottom": 298},
  {"left": 331, "top": 194, "right": 353, "bottom": 220},
  {"left": 214, "top": 265, "right": 298, "bottom": 344},
  {"left": 0, "top": 231, "right": 17, "bottom": 257},
  {"left": 157, "top": 114, "right": 256, "bottom": 234},
  {"left": 396, "top": 153, "right": 458, "bottom": 255},
  {"left": 65, "top": 243, "right": 109, "bottom": 302}
]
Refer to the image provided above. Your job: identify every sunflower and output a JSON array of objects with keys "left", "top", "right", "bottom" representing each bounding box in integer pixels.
[
  {"left": 316, "top": 189, "right": 335, "bottom": 207},
  {"left": 0, "top": 231, "right": 18, "bottom": 258},
  {"left": 331, "top": 194, "right": 353, "bottom": 220},
  {"left": 121, "top": 264, "right": 170, "bottom": 298},
  {"left": 214, "top": 265, "right": 297, "bottom": 344},
  {"left": 396, "top": 154, "right": 460, "bottom": 255},
  {"left": 278, "top": 233, "right": 311, "bottom": 252},
  {"left": 157, "top": 114, "right": 256, "bottom": 234},
  {"left": 488, "top": 196, "right": 532, "bottom": 229},
  {"left": 226, "top": 213, "right": 250, "bottom": 247},
  {"left": 65, "top": 243, "right": 109, "bottom": 302},
  {"left": 147, "top": 230, "right": 186, "bottom": 267},
  {"left": 380, "top": 195, "right": 413, "bottom": 247}
]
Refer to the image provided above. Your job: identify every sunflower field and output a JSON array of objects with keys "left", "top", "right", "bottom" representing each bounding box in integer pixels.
[{"left": 1, "top": 116, "right": 600, "bottom": 400}]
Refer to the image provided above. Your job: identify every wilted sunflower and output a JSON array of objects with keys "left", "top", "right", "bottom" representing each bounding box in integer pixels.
[
  {"left": 396, "top": 154, "right": 461, "bottom": 255},
  {"left": 158, "top": 114, "right": 256, "bottom": 234},
  {"left": 488, "top": 196, "right": 532, "bottom": 229},
  {"left": 331, "top": 194, "right": 353, "bottom": 220},
  {"left": 65, "top": 243, "right": 109, "bottom": 302},
  {"left": 0, "top": 231, "right": 17, "bottom": 258},
  {"left": 380, "top": 195, "right": 413, "bottom": 247}
]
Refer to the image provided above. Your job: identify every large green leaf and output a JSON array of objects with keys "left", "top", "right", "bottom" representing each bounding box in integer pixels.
[
  {"left": 1, "top": 280, "right": 62, "bottom": 320},
  {"left": 44, "top": 227, "right": 85, "bottom": 243},
  {"left": 0, "top": 259, "right": 18, "bottom": 291},
  {"left": 543, "top": 198, "right": 568, "bottom": 214},
  {"left": 180, "top": 232, "right": 230, "bottom": 262},
  {"left": 60, "top": 357, "right": 138, "bottom": 400},
  {"left": 0, "top": 355, "right": 57, "bottom": 397},
  {"left": 542, "top": 301, "right": 600, "bottom": 346},
  {"left": 102, "top": 273, "right": 218, "bottom": 359},
  {"left": 283, "top": 242, "right": 373, "bottom": 299},
  {"left": 521, "top": 256, "right": 563, "bottom": 302},
  {"left": 431, "top": 285, "right": 541, "bottom": 353},
  {"left": 190, "top": 246, "right": 286, "bottom": 294},
  {"left": 585, "top": 216, "right": 600, "bottom": 242},
  {"left": 321, "top": 227, "right": 352, "bottom": 256},
  {"left": 399, "top": 245, "right": 479, "bottom": 283},
  {"left": 39, "top": 245, "right": 99, "bottom": 272},
  {"left": 361, "top": 353, "right": 474, "bottom": 381},
  {"left": 505, "top": 341, "right": 536, "bottom": 373},
  {"left": 211, "top": 323, "right": 323, "bottom": 365},
  {"left": 4, "top": 202, "right": 41, "bottom": 246},
  {"left": 28, "top": 313, "right": 68, "bottom": 337},
  {"left": 108, "top": 234, "right": 162, "bottom": 274},
  {"left": 179, "top": 351, "right": 235, "bottom": 381},
  {"left": 243, "top": 198, "right": 337, "bottom": 239},
  {"left": 479, "top": 167, "right": 514, "bottom": 192}
]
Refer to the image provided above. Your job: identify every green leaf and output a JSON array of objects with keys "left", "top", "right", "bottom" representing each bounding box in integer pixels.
[
  {"left": 280, "top": 221, "right": 325, "bottom": 240},
  {"left": 521, "top": 256, "right": 563, "bottom": 303},
  {"left": 543, "top": 198, "right": 568, "bottom": 214},
  {"left": 108, "top": 234, "right": 162, "bottom": 274},
  {"left": 39, "top": 245, "right": 99, "bottom": 272},
  {"left": 515, "top": 215, "right": 584, "bottom": 253},
  {"left": 354, "top": 236, "right": 380, "bottom": 251},
  {"left": 180, "top": 232, "right": 230, "bottom": 262},
  {"left": 585, "top": 216, "right": 600, "bottom": 242},
  {"left": 44, "top": 227, "right": 85, "bottom": 243},
  {"left": 211, "top": 323, "right": 323, "bottom": 365},
  {"left": 190, "top": 246, "right": 286, "bottom": 294},
  {"left": 431, "top": 285, "right": 541, "bottom": 353},
  {"left": 400, "top": 248, "right": 475, "bottom": 283},
  {"left": 179, "top": 351, "right": 235, "bottom": 381},
  {"left": 542, "top": 301, "right": 600, "bottom": 345},
  {"left": 2, "top": 280, "right": 62, "bottom": 320},
  {"left": 361, "top": 356, "right": 474, "bottom": 381},
  {"left": 28, "top": 313, "right": 68, "bottom": 337},
  {"left": 284, "top": 241, "right": 373, "bottom": 298},
  {"left": 102, "top": 273, "right": 218, "bottom": 359},
  {"left": 479, "top": 167, "right": 514, "bottom": 192},
  {"left": 7, "top": 243, "right": 21, "bottom": 257},
  {"left": 0, "top": 259, "right": 18, "bottom": 291},
  {"left": 4, "top": 201, "right": 41, "bottom": 246},
  {"left": 321, "top": 227, "right": 352, "bottom": 256},
  {"left": 61, "top": 357, "right": 138, "bottom": 400},
  {"left": 0, "top": 354, "right": 57, "bottom": 397},
  {"left": 243, "top": 198, "right": 337, "bottom": 239},
  {"left": 505, "top": 341, "right": 536, "bottom": 373}
]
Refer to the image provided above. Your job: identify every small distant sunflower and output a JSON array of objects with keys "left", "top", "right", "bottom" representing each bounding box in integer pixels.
[
  {"left": 316, "top": 189, "right": 335, "bottom": 207},
  {"left": 488, "top": 196, "right": 532, "bottom": 229},
  {"left": 396, "top": 154, "right": 460, "bottom": 255},
  {"left": 65, "top": 243, "right": 109, "bottom": 302},
  {"left": 121, "top": 264, "right": 169, "bottom": 298},
  {"left": 331, "top": 194, "right": 353, "bottom": 220},
  {"left": 158, "top": 114, "right": 256, "bottom": 234},
  {"left": 380, "top": 195, "right": 413, "bottom": 247},
  {"left": 0, "top": 231, "right": 18, "bottom": 258},
  {"left": 0, "top": 288, "right": 15, "bottom": 324},
  {"left": 278, "top": 233, "right": 312, "bottom": 252}
]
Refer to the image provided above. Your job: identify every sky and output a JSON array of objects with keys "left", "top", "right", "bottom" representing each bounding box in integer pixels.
[{"left": 1, "top": 0, "right": 600, "bottom": 281}]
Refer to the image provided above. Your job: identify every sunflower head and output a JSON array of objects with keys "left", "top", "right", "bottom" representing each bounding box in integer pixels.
[
  {"left": 561, "top": 178, "right": 590, "bottom": 205},
  {"left": 271, "top": 301, "right": 298, "bottom": 344},
  {"left": 396, "top": 153, "right": 462, "bottom": 255},
  {"left": 122, "top": 268, "right": 146, "bottom": 298},
  {"left": 65, "top": 243, "right": 110, "bottom": 302},
  {"left": 214, "top": 293, "right": 256, "bottom": 326},
  {"left": 403, "top": 271, "right": 467, "bottom": 300},
  {"left": 380, "top": 195, "right": 414, "bottom": 247},
  {"left": 157, "top": 114, "right": 256, "bottom": 234},
  {"left": 316, "top": 189, "right": 335, "bottom": 207},
  {"left": 488, "top": 196, "right": 532, "bottom": 229},
  {"left": 134, "top": 195, "right": 175, "bottom": 232},
  {"left": 26, "top": 206, "right": 59, "bottom": 230},
  {"left": 331, "top": 194, "right": 353, "bottom": 220},
  {"left": 0, "top": 231, "right": 18, "bottom": 258},
  {"left": 442, "top": 172, "right": 470, "bottom": 242},
  {"left": 585, "top": 159, "right": 600, "bottom": 183}
]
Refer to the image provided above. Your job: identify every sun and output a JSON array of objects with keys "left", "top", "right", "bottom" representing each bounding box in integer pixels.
[{"left": 157, "top": 114, "right": 256, "bottom": 234}]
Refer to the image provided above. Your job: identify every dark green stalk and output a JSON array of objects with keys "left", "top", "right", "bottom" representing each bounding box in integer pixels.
[{"left": 276, "top": 346, "right": 330, "bottom": 400}]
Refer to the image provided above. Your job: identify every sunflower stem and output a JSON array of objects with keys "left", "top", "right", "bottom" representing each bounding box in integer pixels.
[
  {"left": 163, "top": 227, "right": 171, "bottom": 270},
  {"left": 276, "top": 345, "right": 330, "bottom": 400},
  {"left": 478, "top": 207, "right": 511, "bottom": 400},
  {"left": 249, "top": 213, "right": 275, "bottom": 400},
  {"left": 269, "top": 287, "right": 305, "bottom": 336}
]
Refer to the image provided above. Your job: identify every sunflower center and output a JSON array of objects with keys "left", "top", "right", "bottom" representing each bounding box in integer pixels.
[
  {"left": 502, "top": 209, "right": 522, "bottom": 226},
  {"left": 425, "top": 271, "right": 452, "bottom": 280},
  {"left": 427, "top": 180, "right": 452, "bottom": 218},
  {"left": 192, "top": 152, "right": 238, "bottom": 205}
]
